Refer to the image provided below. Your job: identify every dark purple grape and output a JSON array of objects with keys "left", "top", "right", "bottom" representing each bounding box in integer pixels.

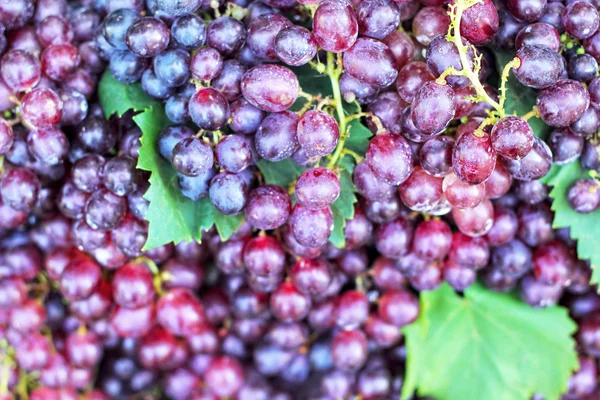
[
  {"left": 343, "top": 37, "right": 398, "bottom": 89},
  {"left": 366, "top": 132, "right": 413, "bottom": 185},
  {"left": 353, "top": 161, "right": 395, "bottom": 201},
  {"left": 356, "top": 0, "right": 399, "bottom": 40},
  {"left": 339, "top": 72, "right": 379, "bottom": 104},
  {"left": 460, "top": 0, "right": 498, "bottom": 45},
  {"left": 491, "top": 116, "right": 534, "bottom": 160},
  {"left": 207, "top": 17, "right": 246, "bottom": 56},
  {"left": 411, "top": 82, "right": 455, "bottom": 135},
  {"left": 245, "top": 185, "right": 291, "bottom": 230},
  {"left": 515, "top": 22, "right": 561, "bottom": 51},
  {"left": 295, "top": 168, "right": 341, "bottom": 210},
  {"left": 297, "top": 110, "right": 339, "bottom": 158},
  {"left": 568, "top": 179, "right": 600, "bottom": 213},
  {"left": 211, "top": 59, "right": 247, "bottom": 101},
  {"left": 426, "top": 36, "right": 472, "bottom": 89},
  {"left": 229, "top": 98, "right": 265, "bottom": 135},
  {"left": 1, "top": 50, "right": 40, "bottom": 92},
  {"left": 103, "top": 155, "right": 139, "bottom": 196},
  {"left": 274, "top": 25, "right": 317, "bottom": 66},
  {"left": 0, "top": 167, "right": 39, "bottom": 212},
  {"left": 570, "top": 107, "right": 599, "bottom": 138},
  {"left": 178, "top": 167, "right": 216, "bottom": 201},
  {"left": 547, "top": 127, "right": 583, "bottom": 165},
  {"left": 562, "top": 1, "right": 599, "bottom": 40},
  {"left": 209, "top": 172, "right": 249, "bottom": 215},
  {"left": 254, "top": 110, "right": 299, "bottom": 162},
  {"left": 313, "top": 0, "right": 358, "bottom": 53},
  {"left": 290, "top": 204, "right": 334, "bottom": 248},
  {"left": 419, "top": 136, "right": 454, "bottom": 177},
  {"left": 153, "top": 48, "right": 190, "bottom": 88},
  {"left": 109, "top": 50, "right": 147, "bottom": 83},
  {"left": 171, "top": 137, "right": 214, "bottom": 177},
  {"left": 0, "top": 0, "right": 34, "bottom": 30},
  {"left": 395, "top": 61, "right": 434, "bottom": 103},
  {"left": 126, "top": 17, "right": 170, "bottom": 58},
  {"left": 412, "top": 6, "right": 450, "bottom": 46},
  {"left": 85, "top": 188, "right": 127, "bottom": 231},
  {"left": 190, "top": 47, "right": 223, "bottom": 81},
  {"left": 103, "top": 9, "right": 140, "bottom": 50},
  {"left": 27, "top": 126, "right": 69, "bottom": 165},
  {"left": 241, "top": 64, "right": 298, "bottom": 112},
  {"left": 537, "top": 79, "right": 590, "bottom": 127},
  {"left": 375, "top": 216, "right": 413, "bottom": 258},
  {"left": 502, "top": 137, "right": 552, "bottom": 181},
  {"left": 165, "top": 94, "right": 190, "bottom": 124},
  {"left": 157, "top": 125, "right": 194, "bottom": 160},
  {"left": 247, "top": 14, "right": 291, "bottom": 61},
  {"left": 507, "top": 0, "right": 547, "bottom": 22},
  {"left": 171, "top": 13, "right": 206, "bottom": 50},
  {"left": 216, "top": 134, "right": 253, "bottom": 173},
  {"left": 514, "top": 45, "right": 563, "bottom": 89},
  {"left": 189, "top": 88, "right": 230, "bottom": 131},
  {"left": 368, "top": 92, "right": 405, "bottom": 133}
]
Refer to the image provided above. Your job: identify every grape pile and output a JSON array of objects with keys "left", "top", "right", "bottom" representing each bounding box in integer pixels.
[{"left": 0, "top": 0, "right": 600, "bottom": 398}]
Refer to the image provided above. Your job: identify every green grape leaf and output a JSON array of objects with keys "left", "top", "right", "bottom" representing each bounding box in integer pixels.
[
  {"left": 542, "top": 162, "right": 600, "bottom": 282},
  {"left": 98, "top": 72, "right": 243, "bottom": 249},
  {"left": 329, "top": 170, "right": 357, "bottom": 248},
  {"left": 402, "top": 283, "right": 579, "bottom": 400},
  {"left": 345, "top": 119, "right": 372, "bottom": 155},
  {"left": 256, "top": 158, "right": 307, "bottom": 187},
  {"left": 492, "top": 51, "right": 552, "bottom": 140}
]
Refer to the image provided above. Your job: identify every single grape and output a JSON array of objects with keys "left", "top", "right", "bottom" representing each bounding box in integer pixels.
[
  {"left": 506, "top": 0, "right": 547, "bottom": 22},
  {"left": 275, "top": 25, "right": 317, "bottom": 67},
  {"left": 514, "top": 45, "right": 563, "bottom": 89},
  {"left": 356, "top": 0, "right": 399, "bottom": 40},
  {"left": 412, "top": 6, "right": 450, "bottom": 46},
  {"left": 452, "top": 129, "right": 496, "bottom": 185},
  {"left": 460, "top": 0, "right": 499, "bottom": 45},
  {"left": 171, "top": 137, "right": 214, "bottom": 177},
  {"left": 245, "top": 185, "right": 291, "bottom": 230},
  {"left": 412, "top": 219, "right": 452, "bottom": 261},
  {"left": 515, "top": 22, "right": 561, "bottom": 51},
  {"left": 20, "top": 88, "right": 63, "bottom": 128},
  {"left": 189, "top": 88, "right": 230, "bottom": 131},
  {"left": 452, "top": 198, "right": 494, "bottom": 238},
  {"left": 153, "top": 48, "right": 190, "bottom": 88},
  {"left": 296, "top": 110, "right": 339, "bottom": 158},
  {"left": 109, "top": 50, "right": 147, "bottom": 83},
  {"left": 568, "top": 179, "right": 600, "bottom": 213},
  {"left": 171, "top": 13, "right": 206, "bottom": 50},
  {"left": 411, "top": 82, "right": 455, "bottom": 135},
  {"left": 398, "top": 166, "right": 444, "bottom": 212},
  {"left": 295, "top": 168, "right": 341, "bottom": 210},
  {"left": 27, "top": 126, "right": 69, "bottom": 165},
  {"left": 502, "top": 137, "right": 552, "bottom": 181},
  {"left": 126, "top": 17, "right": 170, "bottom": 58},
  {"left": 85, "top": 188, "right": 126, "bottom": 231},
  {"left": 343, "top": 37, "right": 398, "bottom": 89},
  {"left": 490, "top": 116, "right": 534, "bottom": 160},
  {"left": 103, "top": 9, "right": 140, "bottom": 50},
  {"left": 312, "top": 0, "right": 358, "bottom": 53},
  {"left": 254, "top": 110, "right": 299, "bottom": 162},
  {"left": 190, "top": 47, "right": 223, "bottom": 81},
  {"left": 241, "top": 64, "right": 298, "bottom": 113},
  {"left": 442, "top": 172, "right": 485, "bottom": 209},
  {"left": 547, "top": 127, "right": 583, "bottom": 165},
  {"left": 1, "top": 50, "right": 40, "bottom": 92},
  {"left": 290, "top": 204, "right": 334, "bottom": 248},
  {"left": 537, "top": 79, "right": 590, "bottom": 127},
  {"left": 229, "top": 98, "right": 265, "bottom": 135},
  {"left": 562, "top": 1, "right": 600, "bottom": 40},
  {"left": 366, "top": 132, "right": 413, "bottom": 185},
  {"left": 375, "top": 216, "right": 413, "bottom": 259},
  {"left": 395, "top": 61, "right": 434, "bottom": 103},
  {"left": 247, "top": 14, "right": 291, "bottom": 61},
  {"left": 353, "top": 161, "right": 395, "bottom": 201},
  {"left": 206, "top": 17, "right": 246, "bottom": 56},
  {"left": 209, "top": 172, "right": 249, "bottom": 216}
]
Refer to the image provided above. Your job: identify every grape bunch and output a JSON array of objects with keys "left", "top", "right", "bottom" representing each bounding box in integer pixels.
[{"left": 0, "top": 0, "right": 599, "bottom": 398}]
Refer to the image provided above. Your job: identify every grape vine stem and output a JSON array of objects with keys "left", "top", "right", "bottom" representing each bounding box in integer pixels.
[{"left": 326, "top": 52, "right": 348, "bottom": 170}]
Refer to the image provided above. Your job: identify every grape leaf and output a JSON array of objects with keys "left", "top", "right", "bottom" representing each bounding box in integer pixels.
[
  {"left": 492, "top": 51, "right": 552, "bottom": 140},
  {"left": 541, "top": 161, "right": 600, "bottom": 283},
  {"left": 98, "top": 72, "right": 243, "bottom": 249},
  {"left": 256, "top": 159, "right": 307, "bottom": 187},
  {"left": 329, "top": 170, "right": 357, "bottom": 248},
  {"left": 402, "top": 283, "right": 578, "bottom": 400}
]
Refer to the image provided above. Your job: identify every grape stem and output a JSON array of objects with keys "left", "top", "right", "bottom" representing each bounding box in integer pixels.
[
  {"left": 326, "top": 51, "right": 349, "bottom": 170},
  {"left": 0, "top": 341, "right": 12, "bottom": 396},
  {"left": 498, "top": 57, "right": 521, "bottom": 113},
  {"left": 448, "top": 1, "right": 501, "bottom": 112},
  {"left": 521, "top": 106, "right": 540, "bottom": 121},
  {"left": 341, "top": 148, "right": 364, "bottom": 163}
]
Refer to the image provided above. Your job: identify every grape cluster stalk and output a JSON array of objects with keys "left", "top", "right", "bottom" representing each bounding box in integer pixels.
[{"left": 0, "top": 0, "right": 600, "bottom": 398}]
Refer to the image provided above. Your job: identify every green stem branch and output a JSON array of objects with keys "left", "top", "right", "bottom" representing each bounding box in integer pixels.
[{"left": 326, "top": 52, "right": 348, "bottom": 169}]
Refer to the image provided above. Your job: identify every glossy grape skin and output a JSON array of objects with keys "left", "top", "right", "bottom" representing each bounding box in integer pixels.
[
  {"left": 171, "top": 13, "right": 206, "bottom": 50},
  {"left": 156, "top": 288, "right": 205, "bottom": 337},
  {"left": 502, "top": 137, "right": 552, "bottom": 181},
  {"left": 296, "top": 110, "right": 339, "bottom": 158},
  {"left": 452, "top": 198, "right": 494, "bottom": 238},
  {"left": 216, "top": 134, "right": 253, "bottom": 174},
  {"left": 412, "top": 219, "right": 452, "bottom": 261},
  {"left": 460, "top": 0, "right": 499, "bottom": 45},
  {"left": 0, "top": 167, "right": 40, "bottom": 212},
  {"left": 411, "top": 82, "right": 455, "bottom": 135},
  {"left": 395, "top": 61, "right": 434, "bottom": 104},
  {"left": 21, "top": 88, "right": 63, "bottom": 128},
  {"left": 339, "top": 72, "right": 379, "bottom": 104},
  {"left": 157, "top": 125, "right": 194, "bottom": 161},
  {"left": 515, "top": 22, "right": 561, "bottom": 51},
  {"left": 518, "top": 203, "right": 554, "bottom": 247},
  {"left": 254, "top": 111, "right": 299, "bottom": 162},
  {"left": 312, "top": 0, "right": 358, "bottom": 53},
  {"left": 412, "top": 7, "right": 450, "bottom": 47},
  {"left": 452, "top": 129, "right": 496, "bottom": 185},
  {"left": 85, "top": 188, "right": 127, "bottom": 231},
  {"left": 375, "top": 216, "right": 413, "bottom": 259},
  {"left": 343, "top": 38, "right": 398, "bottom": 89},
  {"left": 378, "top": 289, "right": 419, "bottom": 327},
  {"left": 190, "top": 47, "right": 223, "bottom": 81},
  {"left": 290, "top": 204, "right": 334, "bottom": 248},
  {"left": 209, "top": 172, "right": 249, "bottom": 216},
  {"left": 207, "top": 17, "right": 246, "bottom": 56},
  {"left": 171, "top": 137, "right": 214, "bottom": 178},
  {"left": 537, "top": 80, "right": 590, "bottom": 128},
  {"left": 189, "top": 88, "right": 230, "bottom": 131},
  {"left": 443, "top": 172, "right": 485, "bottom": 209},
  {"left": 491, "top": 116, "right": 534, "bottom": 160},
  {"left": 27, "top": 126, "right": 69, "bottom": 165},
  {"left": 295, "top": 168, "right": 340, "bottom": 211},
  {"left": 0, "top": 0, "right": 34, "bottom": 30},
  {"left": 353, "top": 161, "right": 395, "bottom": 201},
  {"left": 547, "top": 127, "right": 584, "bottom": 165},
  {"left": 153, "top": 48, "right": 190, "bottom": 88},
  {"left": 419, "top": 136, "right": 454, "bottom": 177},
  {"left": 356, "top": 0, "right": 399, "bottom": 40},
  {"left": 426, "top": 36, "right": 473, "bottom": 89},
  {"left": 506, "top": 0, "right": 547, "bottom": 22},
  {"left": 562, "top": 1, "right": 599, "bottom": 40},
  {"left": 568, "top": 180, "right": 600, "bottom": 213},
  {"left": 109, "top": 50, "right": 147, "bottom": 84},
  {"left": 366, "top": 132, "right": 413, "bottom": 185},
  {"left": 126, "top": 17, "right": 170, "bottom": 58},
  {"left": 514, "top": 45, "right": 563, "bottom": 89},
  {"left": 241, "top": 64, "right": 298, "bottom": 113},
  {"left": 568, "top": 53, "right": 598, "bottom": 83},
  {"left": 533, "top": 239, "right": 574, "bottom": 286},
  {"left": 1, "top": 49, "right": 40, "bottom": 92},
  {"left": 247, "top": 14, "right": 291, "bottom": 61},
  {"left": 60, "top": 256, "right": 101, "bottom": 301},
  {"left": 331, "top": 329, "right": 368, "bottom": 371},
  {"left": 228, "top": 98, "right": 264, "bottom": 136},
  {"left": 585, "top": 31, "right": 600, "bottom": 64},
  {"left": 245, "top": 185, "right": 291, "bottom": 230}
]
